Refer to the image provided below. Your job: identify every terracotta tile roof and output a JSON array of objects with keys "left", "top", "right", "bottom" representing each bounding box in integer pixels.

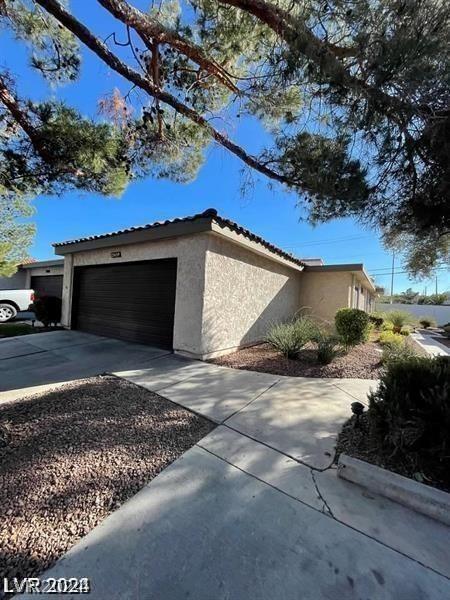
[
  {"left": 53, "top": 208, "right": 305, "bottom": 267},
  {"left": 17, "top": 257, "right": 37, "bottom": 265}
]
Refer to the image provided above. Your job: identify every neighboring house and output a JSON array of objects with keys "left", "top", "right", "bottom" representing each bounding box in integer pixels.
[
  {"left": 298, "top": 264, "right": 376, "bottom": 323},
  {"left": 53, "top": 209, "right": 376, "bottom": 359},
  {"left": 299, "top": 258, "right": 324, "bottom": 266},
  {"left": 0, "top": 259, "right": 64, "bottom": 298}
]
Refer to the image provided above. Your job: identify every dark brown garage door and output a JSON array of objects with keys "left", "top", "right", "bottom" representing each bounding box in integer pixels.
[
  {"left": 31, "top": 275, "right": 63, "bottom": 299},
  {"left": 72, "top": 259, "right": 177, "bottom": 348}
]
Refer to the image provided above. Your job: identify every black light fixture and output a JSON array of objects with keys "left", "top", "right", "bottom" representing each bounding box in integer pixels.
[{"left": 351, "top": 402, "right": 365, "bottom": 428}]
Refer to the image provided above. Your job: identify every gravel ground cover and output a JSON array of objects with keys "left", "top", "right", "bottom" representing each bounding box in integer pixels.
[
  {"left": 211, "top": 342, "right": 382, "bottom": 379},
  {"left": 0, "top": 376, "right": 214, "bottom": 590}
]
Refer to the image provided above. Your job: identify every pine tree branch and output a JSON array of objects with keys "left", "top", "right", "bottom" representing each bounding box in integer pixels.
[
  {"left": 217, "top": 0, "right": 424, "bottom": 118},
  {"left": 0, "top": 73, "right": 51, "bottom": 161},
  {"left": 0, "top": 72, "right": 79, "bottom": 176},
  {"left": 97, "top": 0, "right": 239, "bottom": 93},
  {"left": 35, "top": 0, "right": 296, "bottom": 188}
]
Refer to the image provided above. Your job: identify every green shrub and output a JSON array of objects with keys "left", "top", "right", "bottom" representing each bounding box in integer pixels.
[
  {"left": 400, "top": 326, "right": 412, "bottom": 336},
  {"left": 381, "top": 320, "right": 394, "bottom": 332},
  {"left": 379, "top": 331, "right": 404, "bottom": 348},
  {"left": 335, "top": 308, "right": 370, "bottom": 346},
  {"left": 368, "top": 356, "right": 450, "bottom": 480},
  {"left": 315, "top": 333, "right": 340, "bottom": 365},
  {"left": 382, "top": 343, "right": 417, "bottom": 365},
  {"left": 369, "top": 312, "right": 384, "bottom": 329},
  {"left": 30, "top": 296, "right": 62, "bottom": 327},
  {"left": 384, "top": 310, "right": 415, "bottom": 333},
  {"left": 428, "top": 293, "right": 447, "bottom": 305},
  {"left": 419, "top": 316, "right": 437, "bottom": 329},
  {"left": 266, "top": 317, "right": 318, "bottom": 359}
]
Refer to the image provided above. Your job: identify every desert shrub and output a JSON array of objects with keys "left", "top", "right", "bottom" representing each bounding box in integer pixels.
[
  {"left": 400, "top": 326, "right": 412, "bottom": 336},
  {"left": 379, "top": 331, "right": 404, "bottom": 348},
  {"left": 335, "top": 308, "right": 370, "bottom": 346},
  {"left": 266, "top": 317, "right": 318, "bottom": 359},
  {"left": 382, "top": 343, "right": 417, "bottom": 365},
  {"left": 368, "top": 356, "right": 450, "bottom": 482},
  {"left": 315, "top": 333, "right": 341, "bottom": 365},
  {"left": 381, "top": 320, "right": 394, "bottom": 331},
  {"left": 30, "top": 296, "right": 62, "bottom": 327},
  {"left": 385, "top": 310, "right": 415, "bottom": 333},
  {"left": 419, "top": 316, "right": 437, "bottom": 329},
  {"left": 369, "top": 312, "right": 384, "bottom": 329},
  {"left": 443, "top": 325, "right": 450, "bottom": 338},
  {"left": 428, "top": 293, "right": 447, "bottom": 305}
]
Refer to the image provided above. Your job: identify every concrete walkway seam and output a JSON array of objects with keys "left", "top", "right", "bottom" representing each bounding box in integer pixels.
[{"left": 196, "top": 443, "right": 450, "bottom": 582}]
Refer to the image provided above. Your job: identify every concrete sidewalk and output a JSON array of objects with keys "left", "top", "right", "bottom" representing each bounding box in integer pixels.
[
  {"left": 19, "top": 436, "right": 450, "bottom": 599},
  {"left": 119, "top": 360, "right": 376, "bottom": 469}
]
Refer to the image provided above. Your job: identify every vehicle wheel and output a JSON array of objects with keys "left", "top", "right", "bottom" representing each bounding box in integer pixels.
[{"left": 0, "top": 304, "right": 17, "bottom": 323}]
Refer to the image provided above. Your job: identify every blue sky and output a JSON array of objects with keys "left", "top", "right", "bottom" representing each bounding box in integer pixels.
[{"left": 2, "top": 2, "right": 448, "bottom": 295}]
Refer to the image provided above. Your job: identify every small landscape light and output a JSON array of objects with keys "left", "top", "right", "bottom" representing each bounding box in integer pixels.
[{"left": 351, "top": 401, "right": 365, "bottom": 428}]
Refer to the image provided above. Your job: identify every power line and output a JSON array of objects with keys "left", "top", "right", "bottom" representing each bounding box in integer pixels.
[
  {"left": 283, "top": 235, "right": 367, "bottom": 248},
  {"left": 369, "top": 265, "right": 449, "bottom": 274},
  {"left": 369, "top": 267, "right": 449, "bottom": 277}
]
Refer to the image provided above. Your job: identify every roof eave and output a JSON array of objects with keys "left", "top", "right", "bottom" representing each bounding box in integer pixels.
[
  {"left": 54, "top": 217, "right": 213, "bottom": 255},
  {"left": 53, "top": 209, "right": 305, "bottom": 269},
  {"left": 18, "top": 258, "right": 64, "bottom": 269},
  {"left": 304, "top": 263, "right": 376, "bottom": 292}
]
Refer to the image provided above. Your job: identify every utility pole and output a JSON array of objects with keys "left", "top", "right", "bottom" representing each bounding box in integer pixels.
[
  {"left": 390, "top": 252, "right": 395, "bottom": 304},
  {"left": 435, "top": 274, "right": 438, "bottom": 295}
]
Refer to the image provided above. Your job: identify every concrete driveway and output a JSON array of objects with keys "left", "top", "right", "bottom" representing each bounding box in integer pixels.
[
  {"left": 0, "top": 330, "right": 170, "bottom": 402},
  {"left": 3, "top": 330, "right": 449, "bottom": 599}
]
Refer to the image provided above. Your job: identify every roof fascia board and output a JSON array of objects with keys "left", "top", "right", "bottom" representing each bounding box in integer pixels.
[
  {"left": 305, "top": 264, "right": 375, "bottom": 292},
  {"left": 305, "top": 263, "right": 363, "bottom": 273}
]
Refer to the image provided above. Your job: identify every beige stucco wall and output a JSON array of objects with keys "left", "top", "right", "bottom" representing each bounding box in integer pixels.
[
  {"left": 60, "top": 234, "right": 210, "bottom": 356},
  {"left": 298, "top": 271, "right": 353, "bottom": 324},
  {"left": 27, "top": 265, "right": 64, "bottom": 277},
  {"left": 200, "top": 234, "right": 302, "bottom": 357}
]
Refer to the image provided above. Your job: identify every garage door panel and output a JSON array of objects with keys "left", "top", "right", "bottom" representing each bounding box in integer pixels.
[
  {"left": 31, "top": 275, "right": 63, "bottom": 299},
  {"left": 77, "top": 295, "right": 175, "bottom": 308},
  {"left": 77, "top": 314, "right": 175, "bottom": 331},
  {"left": 72, "top": 259, "right": 177, "bottom": 348},
  {"left": 76, "top": 297, "right": 175, "bottom": 314}
]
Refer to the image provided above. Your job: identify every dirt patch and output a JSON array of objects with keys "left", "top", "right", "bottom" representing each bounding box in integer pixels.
[
  {"left": 336, "top": 414, "right": 450, "bottom": 493},
  {"left": 211, "top": 342, "right": 382, "bottom": 379},
  {"left": 0, "top": 376, "right": 214, "bottom": 588}
]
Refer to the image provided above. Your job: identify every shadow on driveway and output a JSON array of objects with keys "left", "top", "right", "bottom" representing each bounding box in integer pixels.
[{"left": 0, "top": 330, "right": 170, "bottom": 400}]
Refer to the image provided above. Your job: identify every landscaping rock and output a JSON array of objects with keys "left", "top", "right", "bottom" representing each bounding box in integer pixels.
[
  {"left": 212, "top": 342, "right": 382, "bottom": 379},
  {"left": 0, "top": 376, "right": 214, "bottom": 593}
]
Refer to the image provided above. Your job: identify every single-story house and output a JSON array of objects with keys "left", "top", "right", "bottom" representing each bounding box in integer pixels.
[
  {"left": 298, "top": 264, "right": 376, "bottom": 322},
  {"left": 0, "top": 259, "right": 64, "bottom": 298},
  {"left": 54, "top": 209, "right": 376, "bottom": 359}
]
